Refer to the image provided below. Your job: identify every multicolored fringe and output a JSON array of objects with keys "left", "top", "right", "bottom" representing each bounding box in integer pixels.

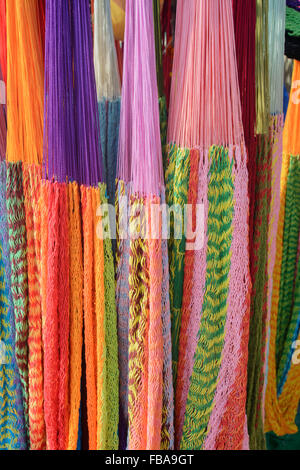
[
  {"left": 165, "top": 143, "right": 190, "bottom": 384},
  {"left": 5, "top": 162, "right": 29, "bottom": 440},
  {"left": 0, "top": 162, "right": 27, "bottom": 449},
  {"left": 181, "top": 146, "right": 235, "bottom": 450}
]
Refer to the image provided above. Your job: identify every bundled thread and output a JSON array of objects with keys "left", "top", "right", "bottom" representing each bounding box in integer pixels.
[{"left": 6, "top": 0, "right": 44, "bottom": 165}]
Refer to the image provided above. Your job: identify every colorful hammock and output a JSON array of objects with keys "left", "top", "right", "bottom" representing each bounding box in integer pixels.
[
  {"left": 265, "top": 59, "right": 300, "bottom": 438},
  {"left": 116, "top": 0, "right": 173, "bottom": 451},
  {"left": 42, "top": 0, "right": 118, "bottom": 450},
  {"left": 167, "top": 0, "right": 251, "bottom": 450}
]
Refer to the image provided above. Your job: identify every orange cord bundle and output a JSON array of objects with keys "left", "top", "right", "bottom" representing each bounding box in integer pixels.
[{"left": 6, "top": 0, "right": 44, "bottom": 165}]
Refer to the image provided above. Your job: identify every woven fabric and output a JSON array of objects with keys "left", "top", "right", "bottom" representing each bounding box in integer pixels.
[{"left": 181, "top": 146, "right": 235, "bottom": 450}]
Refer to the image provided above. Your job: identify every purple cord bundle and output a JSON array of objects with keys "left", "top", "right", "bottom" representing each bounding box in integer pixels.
[{"left": 43, "top": 0, "right": 102, "bottom": 186}]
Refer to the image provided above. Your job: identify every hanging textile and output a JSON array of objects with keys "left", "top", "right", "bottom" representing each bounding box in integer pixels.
[
  {"left": 5, "top": 0, "right": 46, "bottom": 450},
  {"left": 153, "top": 0, "right": 168, "bottom": 173},
  {"left": 263, "top": 0, "right": 286, "bottom": 416},
  {"left": 116, "top": 0, "right": 173, "bottom": 451},
  {"left": 166, "top": 0, "right": 251, "bottom": 450},
  {"left": 245, "top": 0, "right": 270, "bottom": 450},
  {"left": 43, "top": 0, "right": 118, "bottom": 450},
  {"left": 0, "top": 162, "right": 27, "bottom": 450},
  {"left": 265, "top": 59, "right": 300, "bottom": 437}
]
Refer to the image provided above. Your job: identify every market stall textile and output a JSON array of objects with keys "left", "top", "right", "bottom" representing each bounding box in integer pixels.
[
  {"left": 166, "top": 0, "right": 251, "bottom": 450},
  {"left": 116, "top": 0, "right": 173, "bottom": 451}
]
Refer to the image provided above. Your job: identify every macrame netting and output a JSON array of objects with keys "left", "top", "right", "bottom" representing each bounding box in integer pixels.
[
  {"left": 166, "top": 0, "right": 251, "bottom": 450},
  {"left": 245, "top": 0, "right": 286, "bottom": 449},
  {"left": 265, "top": 59, "right": 300, "bottom": 438},
  {"left": 116, "top": 0, "right": 173, "bottom": 450}
]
